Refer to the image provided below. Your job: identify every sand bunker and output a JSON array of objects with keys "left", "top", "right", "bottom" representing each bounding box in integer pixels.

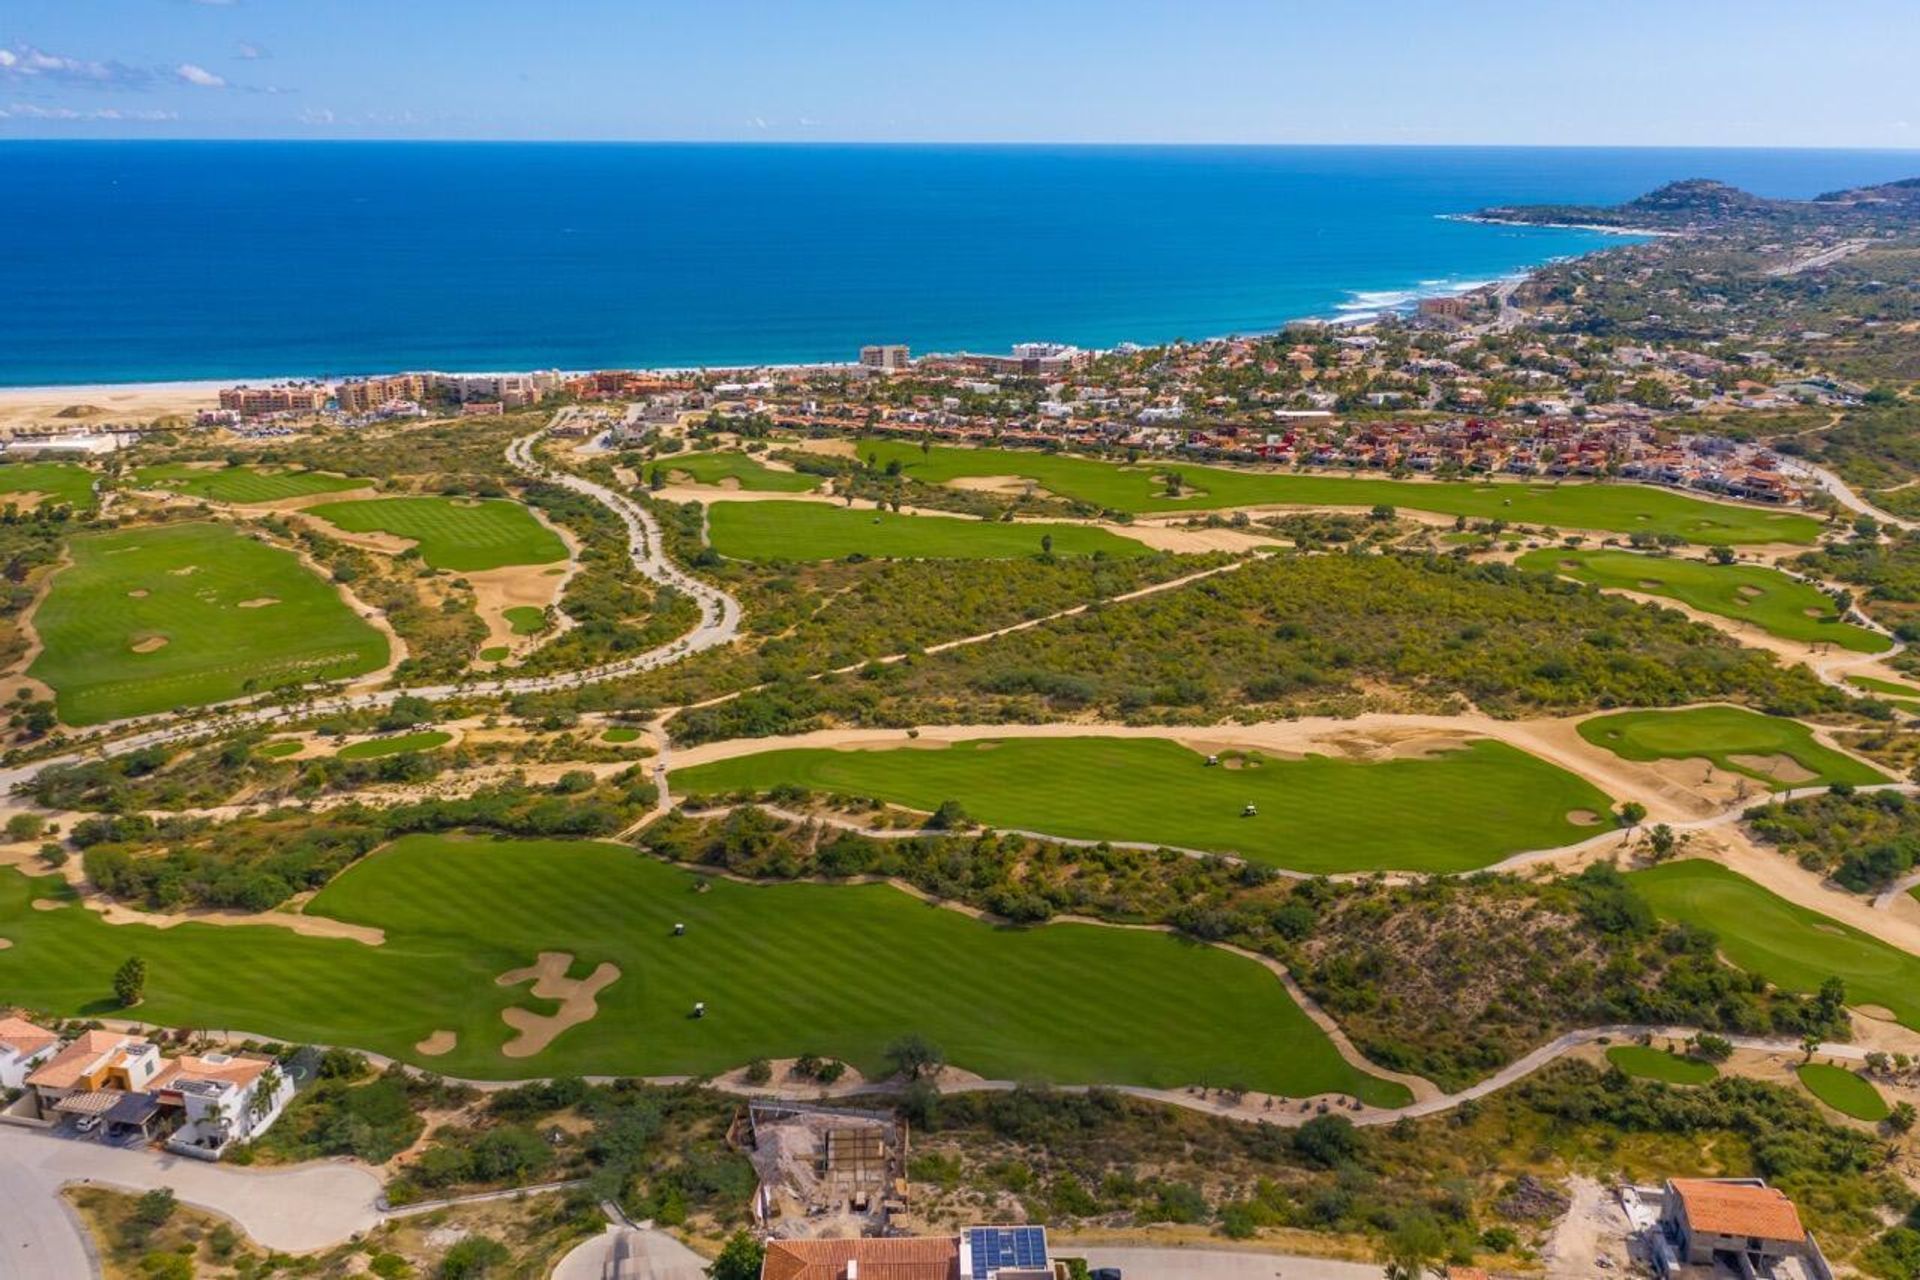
[
  {"left": 127, "top": 589, "right": 149, "bottom": 599},
  {"left": 31, "top": 898, "right": 63, "bottom": 911},
  {"left": 0, "top": 937, "right": 11, "bottom": 950},
  {"left": 949, "top": 475, "right": 1041, "bottom": 496},
  {"left": 1567, "top": 809, "right": 1603, "bottom": 826},
  {"left": 1736, "top": 585, "right": 1765, "bottom": 599},
  {"left": 129, "top": 635, "right": 169, "bottom": 654},
  {"left": 495, "top": 951, "right": 621, "bottom": 1058},
  {"left": 1728, "top": 753, "right": 1818, "bottom": 784},
  {"left": 1637, "top": 579, "right": 1665, "bottom": 590},
  {"left": 237, "top": 597, "right": 280, "bottom": 609},
  {"left": 168, "top": 565, "right": 198, "bottom": 576},
  {"left": 415, "top": 1029, "right": 457, "bottom": 1056},
  {"left": 1858, "top": 1005, "right": 1898, "bottom": 1022},
  {"left": 1804, "top": 607, "right": 1828, "bottom": 618}
]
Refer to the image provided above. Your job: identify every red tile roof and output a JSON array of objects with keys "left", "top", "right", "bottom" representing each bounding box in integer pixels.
[
  {"left": 761, "top": 1236, "right": 960, "bottom": 1280},
  {"left": 0, "top": 1016, "right": 57, "bottom": 1059},
  {"left": 1672, "top": 1179, "right": 1806, "bottom": 1243}
]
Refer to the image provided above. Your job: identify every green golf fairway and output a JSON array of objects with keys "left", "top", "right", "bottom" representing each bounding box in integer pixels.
[
  {"left": 707, "top": 501, "right": 1152, "bottom": 562},
  {"left": 1796, "top": 1063, "right": 1890, "bottom": 1121},
  {"left": 858, "top": 441, "right": 1822, "bottom": 545},
  {"left": 1577, "top": 706, "right": 1886, "bottom": 790},
  {"left": 1517, "top": 548, "right": 1889, "bottom": 654},
  {"left": 335, "top": 730, "right": 453, "bottom": 761},
  {"left": 0, "top": 461, "right": 95, "bottom": 508},
  {"left": 672, "top": 736, "right": 1612, "bottom": 874},
  {"left": 1850, "top": 675, "right": 1920, "bottom": 698},
  {"left": 666, "top": 451, "right": 821, "bottom": 492},
  {"left": 26, "top": 523, "right": 388, "bottom": 725},
  {"left": 307, "top": 496, "right": 568, "bottom": 571},
  {"left": 132, "top": 463, "right": 367, "bottom": 505},
  {"left": 1631, "top": 860, "right": 1920, "bottom": 1030},
  {"left": 1604, "top": 1045, "right": 1718, "bottom": 1084},
  {"left": 0, "top": 837, "right": 1407, "bottom": 1102}
]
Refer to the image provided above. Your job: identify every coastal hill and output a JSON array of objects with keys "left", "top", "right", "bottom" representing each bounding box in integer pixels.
[{"left": 1475, "top": 175, "right": 1920, "bottom": 232}]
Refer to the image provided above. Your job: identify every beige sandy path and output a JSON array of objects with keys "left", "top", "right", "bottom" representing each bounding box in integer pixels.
[
  {"left": 85, "top": 895, "right": 387, "bottom": 945},
  {"left": 0, "top": 542, "right": 67, "bottom": 705}
]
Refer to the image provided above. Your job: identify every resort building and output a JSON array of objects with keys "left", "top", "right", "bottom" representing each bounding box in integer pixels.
[
  {"left": 859, "top": 344, "right": 912, "bottom": 371},
  {"left": 157, "top": 1051, "right": 292, "bottom": 1158},
  {"left": 218, "top": 385, "right": 329, "bottom": 415},
  {"left": 335, "top": 373, "right": 429, "bottom": 414},
  {"left": 0, "top": 1016, "right": 60, "bottom": 1089}
]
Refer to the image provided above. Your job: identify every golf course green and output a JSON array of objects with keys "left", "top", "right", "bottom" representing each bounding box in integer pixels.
[
  {"left": 0, "top": 836, "right": 1407, "bottom": 1102},
  {"left": 307, "top": 496, "right": 568, "bottom": 571},
  {"left": 1516, "top": 548, "right": 1889, "bottom": 654},
  {"left": 671, "top": 735, "right": 1613, "bottom": 874},
  {"left": 666, "top": 451, "right": 822, "bottom": 492},
  {"left": 503, "top": 606, "right": 547, "bottom": 635},
  {"left": 1604, "top": 1044, "right": 1718, "bottom": 1084},
  {"left": 0, "top": 461, "right": 95, "bottom": 508},
  {"left": 1795, "top": 1063, "right": 1890, "bottom": 1121},
  {"left": 857, "top": 440, "right": 1822, "bottom": 545},
  {"left": 132, "top": 463, "right": 367, "bottom": 505},
  {"left": 1576, "top": 706, "right": 1886, "bottom": 790},
  {"left": 27, "top": 522, "right": 389, "bottom": 725},
  {"left": 1631, "top": 860, "right": 1920, "bottom": 1030},
  {"left": 706, "top": 501, "right": 1153, "bottom": 562},
  {"left": 335, "top": 730, "right": 453, "bottom": 761}
]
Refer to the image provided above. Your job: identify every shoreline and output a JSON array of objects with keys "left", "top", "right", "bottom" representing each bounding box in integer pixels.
[
  {"left": 1442, "top": 211, "right": 1681, "bottom": 237},
  {"left": 0, "top": 219, "right": 1644, "bottom": 409}
]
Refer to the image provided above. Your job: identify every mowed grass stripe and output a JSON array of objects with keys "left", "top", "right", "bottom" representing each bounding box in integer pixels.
[
  {"left": 307, "top": 496, "right": 568, "bottom": 571},
  {"left": 0, "top": 837, "right": 1406, "bottom": 1103},
  {"left": 1577, "top": 706, "right": 1886, "bottom": 790},
  {"left": 1516, "top": 548, "right": 1888, "bottom": 653},
  {"left": 1632, "top": 859, "right": 1920, "bottom": 1030},
  {"left": 27, "top": 522, "right": 388, "bottom": 725},
  {"left": 859, "top": 439, "right": 1821, "bottom": 545},
  {"left": 672, "top": 736, "right": 1612, "bottom": 874},
  {"left": 132, "top": 464, "right": 368, "bottom": 505},
  {"left": 706, "top": 500, "right": 1152, "bottom": 562}
]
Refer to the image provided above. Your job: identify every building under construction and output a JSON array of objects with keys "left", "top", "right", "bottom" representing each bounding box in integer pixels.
[{"left": 733, "top": 1100, "right": 910, "bottom": 1239}]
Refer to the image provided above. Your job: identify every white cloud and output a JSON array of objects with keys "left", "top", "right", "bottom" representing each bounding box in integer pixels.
[
  {"left": 176, "top": 62, "right": 226, "bottom": 88},
  {"left": 1, "top": 44, "right": 153, "bottom": 88},
  {"left": 298, "top": 107, "right": 335, "bottom": 125},
  {"left": 235, "top": 41, "right": 268, "bottom": 60},
  {"left": 1, "top": 101, "right": 177, "bottom": 121}
]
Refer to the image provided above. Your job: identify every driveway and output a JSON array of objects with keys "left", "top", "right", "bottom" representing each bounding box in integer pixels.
[
  {"left": 1072, "top": 1245, "right": 1383, "bottom": 1278},
  {"left": 552, "top": 1223, "right": 707, "bottom": 1280},
  {"left": 0, "top": 1125, "right": 385, "bottom": 1278}
]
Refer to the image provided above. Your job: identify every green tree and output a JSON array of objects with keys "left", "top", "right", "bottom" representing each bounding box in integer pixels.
[
  {"left": 707, "top": 1230, "right": 765, "bottom": 1280},
  {"left": 886, "top": 1033, "right": 945, "bottom": 1080},
  {"left": 114, "top": 955, "right": 148, "bottom": 1007}
]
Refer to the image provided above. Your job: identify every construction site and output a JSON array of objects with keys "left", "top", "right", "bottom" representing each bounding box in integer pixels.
[{"left": 733, "top": 1100, "right": 911, "bottom": 1240}]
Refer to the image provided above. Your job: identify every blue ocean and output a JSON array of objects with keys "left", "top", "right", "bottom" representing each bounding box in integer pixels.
[{"left": 4, "top": 143, "right": 1918, "bottom": 386}]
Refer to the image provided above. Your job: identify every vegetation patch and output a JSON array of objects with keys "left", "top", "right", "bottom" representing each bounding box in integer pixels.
[
  {"left": 27, "top": 522, "right": 388, "bottom": 725},
  {"left": 674, "top": 736, "right": 1610, "bottom": 874},
  {"left": 861, "top": 440, "right": 1822, "bottom": 544},
  {"left": 335, "top": 729, "right": 453, "bottom": 761},
  {"left": 132, "top": 462, "right": 366, "bottom": 505},
  {"left": 0, "top": 835, "right": 1406, "bottom": 1101},
  {"left": 1795, "top": 1063, "right": 1891, "bottom": 1121},
  {"left": 1631, "top": 860, "right": 1919, "bottom": 1029},
  {"left": 707, "top": 500, "right": 1151, "bottom": 562},
  {"left": 1745, "top": 790, "right": 1920, "bottom": 893},
  {"left": 1517, "top": 548, "right": 1889, "bottom": 653},
  {"left": 1605, "top": 1044, "right": 1718, "bottom": 1084},
  {"left": 1577, "top": 706, "right": 1886, "bottom": 789},
  {"left": 307, "top": 495, "right": 568, "bottom": 571},
  {"left": 662, "top": 450, "right": 822, "bottom": 492}
]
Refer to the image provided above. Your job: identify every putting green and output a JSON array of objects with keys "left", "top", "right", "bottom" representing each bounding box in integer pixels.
[
  {"left": 1604, "top": 1044, "right": 1717, "bottom": 1084},
  {"left": 132, "top": 463, "right": 367, "bottom": 505},
  {"left": 1577, "top": 706, "right": 1886, "bottom": 790},
  {"left": 1631, "top": 860, "right": 1920, "bottom": 1030},
  {"left": 602, "top": 727, "right": 642, "bottom": 743},
  {"left": 1517, "top": 548, "right": 1889, "bottom": 654},
  {"left": 672, "top": 736, "right": 1612, "bottom": 874},
  {"left": 335, "top": 730, "right": 453, "bottom": 761},
  {"left": 707, "top": 501, "right": 1151, "bottom": 562},
  {"left": 307, "top": 496, "right": 568, "bottom": 572},
  {"left": 503, "top": 606, "right": 546, "bottom": 636},
  {"left": 858, "top": 441, "right": 1822, "bottom": 545},
  {"left": 26, "top": 523, "right": 388, "bottom": 725},
  {"left": 1796, "top": 1063, "right": 1890, "bottom": 1121},
  {"left": 666, "top": 451, "right": 821, "bottom": 492},
  {"left": 256, "top": 741, "right": 304, "bottom": 759},
  {"left": 0, "top": 461, "right": 95, "bottom": 508},
  {"left": 0, "top": 837, "right": 1407, "bottom": 1102}
]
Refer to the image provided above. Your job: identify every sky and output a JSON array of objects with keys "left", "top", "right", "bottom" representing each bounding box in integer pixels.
[{"left": 2, "top": 0, "right": 1918, "bottom": 147}]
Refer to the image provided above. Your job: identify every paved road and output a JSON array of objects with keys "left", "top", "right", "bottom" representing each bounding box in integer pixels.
[
  {"left": 0, "top": 1125, "right": 385, "bottom": 1278},
  {"left": 0, "top": 426, "right": 743, "bottom": 797},
  {"left": 552, "top": 1223, "right": 707, "bottom": 1280}
]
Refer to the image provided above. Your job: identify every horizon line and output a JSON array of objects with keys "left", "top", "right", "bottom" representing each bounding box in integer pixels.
[{"left": 3, "top": 136, "right": 1920, "bottom": 153}]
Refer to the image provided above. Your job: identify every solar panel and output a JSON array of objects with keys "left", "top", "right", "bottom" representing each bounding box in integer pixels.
[{"left": 963, "top": 1225, "right": 1049, "bottom": 1279}]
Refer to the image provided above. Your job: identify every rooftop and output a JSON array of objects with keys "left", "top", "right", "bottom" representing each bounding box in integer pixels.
[
  {"left": 761, "top": 1236, "right": 960, "bottom": 1280},
  {"left": 0, "top": 1015, "right": 58, "bottom": 1059},
  {"left": 1671, "top": 1179, "right": 1807, "bottom": 1244}
]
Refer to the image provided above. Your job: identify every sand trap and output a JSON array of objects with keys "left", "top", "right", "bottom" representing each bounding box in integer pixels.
[
  {"left": 0, "top": 937, "right": 11, "bottom": 950},
  {"left": 237, "top": 597, "right": 280, "bottom": 609},
  {"left": 168, "top": 565, "right": 198, "bottom": 576},
  {"left": 1728, "top": 753, "right": 1818, "bottom": 784},
  {"left": 415, "top": 1030, "right": 457, "bottom": 1056},
  {"left": 949, "top": 475, "right": 1042, "bottom": 496},
  {"left": 452, "top": 498, "right": 483, "bottom": 507},
  {"left": 127, "top": 589, "right": 149, "bottom": 599},
  {"left": 496, "top": 951, "right": 621, "bottom": 1058},
  {"left": 1804, "top": 607, "right": 1828, "bottom": 618},
  {"left": 129, "top": 634, "right": 169, "bottom": 653},
  {"left": 1567, "top": 809, "right": 1603, "bottom": 826},
  {"left": 1637, "top": 579, "right": 1665, "bottom": 590},
  {"left": 31, "top": 898, "right": 63, "bottom": 911},
  {"left": 1858, "top": 1005, "right": 1898, "bottom": 1021},
  {"left": 1736, "top": 585, "right": 1765, "bottom": 599}
]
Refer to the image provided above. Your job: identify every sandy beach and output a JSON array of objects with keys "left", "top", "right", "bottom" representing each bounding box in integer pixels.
[{"left": 0, "top": 379, "right": 228, "bottom": 434}]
